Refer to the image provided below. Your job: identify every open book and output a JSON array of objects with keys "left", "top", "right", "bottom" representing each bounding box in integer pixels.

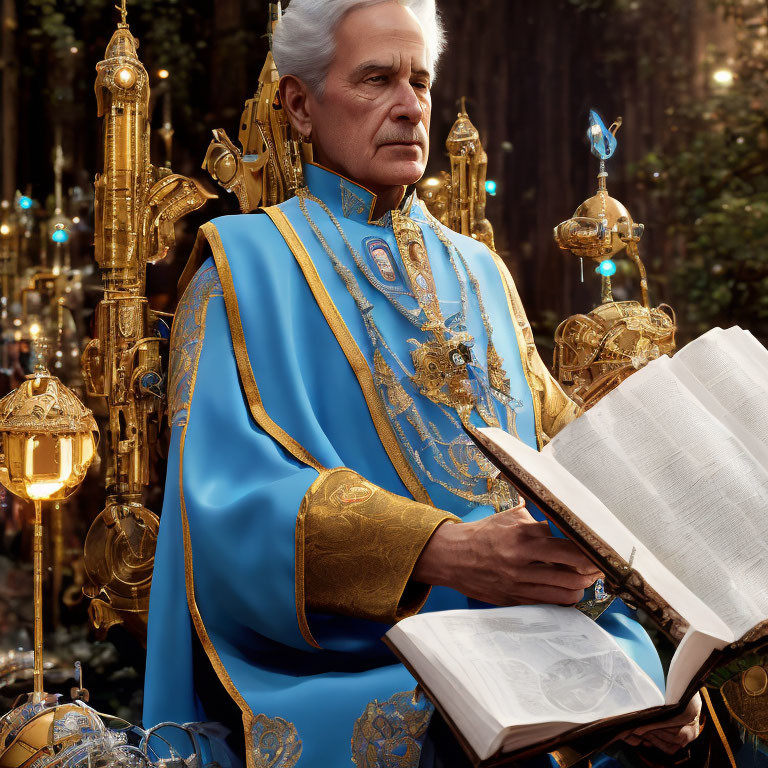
[{"left": 385, "top": 326, "right": 768, "bottom": 765}]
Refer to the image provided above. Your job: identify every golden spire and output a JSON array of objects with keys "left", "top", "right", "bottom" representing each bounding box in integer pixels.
[{"left": 115, "top": 0, "right": 128, "bottom": 26}]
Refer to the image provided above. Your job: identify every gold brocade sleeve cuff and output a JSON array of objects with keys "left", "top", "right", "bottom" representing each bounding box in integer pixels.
[{"left": 297, "top": 468, "right": 458, "bottom": 628}]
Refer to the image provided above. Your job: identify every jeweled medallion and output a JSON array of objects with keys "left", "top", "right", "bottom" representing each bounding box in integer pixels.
[{"left": 363, "top": 237, "right": 398, "bottom": 283}]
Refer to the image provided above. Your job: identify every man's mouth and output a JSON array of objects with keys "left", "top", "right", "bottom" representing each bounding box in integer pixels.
[{"left": 380, "top": 140, "right": 422, "bottom": 147}]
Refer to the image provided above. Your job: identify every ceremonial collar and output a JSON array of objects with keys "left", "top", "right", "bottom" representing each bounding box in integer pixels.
[{"left": 302, "top": 161, "right": 419, "bottom": 227}]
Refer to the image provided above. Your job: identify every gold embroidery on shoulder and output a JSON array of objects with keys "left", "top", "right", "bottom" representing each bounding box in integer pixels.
[
  {"left": 351, "top": 689, "right": 434, "bottom": 768},
  {"left": 168, "top": 263, "right": 223, "bottom": 427},
  {"left": 251, "top": 715, "right": 302, "bottom": 768}
]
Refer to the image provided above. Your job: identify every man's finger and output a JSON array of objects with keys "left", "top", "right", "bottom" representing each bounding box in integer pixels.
[
  {"left": 524, "top": 537, "right": 601, "bottom": 574},
  {"left": 495, "top": 504, "right": 540, "bottom": 526},
  {"left": 509, "top": 583, "right": 586, "bottom": 606},
  {"left": 517, "top": 564, "right": 598, "bottom": 590},
  {"left": 640, "top": 731, "right": 687, "bottom": 754}
]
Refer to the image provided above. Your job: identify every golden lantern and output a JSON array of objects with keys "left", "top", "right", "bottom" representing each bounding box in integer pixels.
[{"left": 0, "top": 367, "right": 97, "bottom": 702}]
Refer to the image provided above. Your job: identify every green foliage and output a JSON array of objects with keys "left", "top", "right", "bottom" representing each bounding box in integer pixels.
[{"left": 639, "top": 2, "right": 768, "bottom": 339}]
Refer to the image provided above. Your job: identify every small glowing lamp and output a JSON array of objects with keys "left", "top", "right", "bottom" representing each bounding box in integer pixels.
[
  {"left": 0, "top": 368, "right": 97, "bottom": 512},
  {"left": 158, "top": 68, "right": 170, "bottom": 80},
  {"left": 51, "top": 226, "right": 69, "bottom": 244},
  {"left": 18, "top": 197, "right": 33, "bottom": 210},
  {"left": 485, "top": 180, "right": 498, "bottom": 196},
  {"left": 0, "top": 224, "right": 10, "bottom": 236},
  {"left": 114, "top": 66, "right": 137, "bottom": 89},
  {"left": 0, "top": 369, "right": 97, "bottom": 700}
]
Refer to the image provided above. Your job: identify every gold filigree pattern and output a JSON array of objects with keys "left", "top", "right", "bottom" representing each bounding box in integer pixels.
[
  {"left": 351, "top": 690, "right": 434, "bottom": 768},
  {"left": 340, "top": 180, "right": 369, "bottom": 219},
  {"left": 297, "top": 468, "right": 457, "bottom": 624},
  {"left": 374, "top": 351, "right": 414, "bottom": 417},
  {"left": 251, "top": 715, "right": 302, "bottom": 768},
  {"left": 486, "top": 340, "right": 511, "bottom": 396},
  {"left": 168, "top": 263, "right": 223, "bottom": 427}
]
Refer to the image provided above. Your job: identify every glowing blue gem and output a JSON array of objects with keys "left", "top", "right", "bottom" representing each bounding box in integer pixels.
[
  {"left": 51, "top": 228, "right": 69, "bottom": 244},
  {"left": 587, "top": 110, "right": 617, "bottom": 161},
  {"left": 19, "top": 196, "right": 32, "bottom": 210},
  {"left": 485, "top": 180, "right": 497, "bottom": 196},
  {"left": 596, "top": 259, "right": 617, "bottom": 277}
]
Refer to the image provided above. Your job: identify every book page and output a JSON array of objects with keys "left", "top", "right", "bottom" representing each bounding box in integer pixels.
[
  {"left": 671, "top": 327, "right": 768, "bottom": 466},
  {"left": 547, "top": 355, "right": 768, "bottom": 639},
  {"left": 388, "top": 605, "right": 665, "bottom": 759},
  {"left": 479, "top": 426, "right": 731, "bottom": 647}
]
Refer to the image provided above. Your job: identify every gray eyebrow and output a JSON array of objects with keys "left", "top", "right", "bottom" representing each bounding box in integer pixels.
[
  {"left": 351, "top": 60, "right": 431, "bottom": 80},
  {"left": 351, "top": 60, "right": 396, "bottom": 78}
]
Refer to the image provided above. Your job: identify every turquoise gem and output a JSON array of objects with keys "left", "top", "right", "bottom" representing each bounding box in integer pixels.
[
  {"left": 18, "top": 196, "right": 32, "bottom": 210},
  {"left": 485, "top": 179, "right": 497, "bottom": 196},
  {"left": 587, "top": 110, "right": 617, "bottom": 160},
  {"left": 52, "top": 228, "right": 69, "bottom": 243},
  {"left": 596, "top": 259, "right": 617, "bottom": 277}
]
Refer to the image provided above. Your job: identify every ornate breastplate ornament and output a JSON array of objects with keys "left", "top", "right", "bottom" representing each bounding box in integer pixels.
[
  {"left": 297, "top": 188, "right": 521, "bottom": 513},
  {"left": 391, "top": 210, "right": 478, "bottom": 425}
]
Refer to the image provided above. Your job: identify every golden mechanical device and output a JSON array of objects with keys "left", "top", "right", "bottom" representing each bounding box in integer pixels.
[
  {"left": 80, "top": 0, "right": 211, "bottom": 638},
  {"left": 203, "top": 2, "right": 308, "bottom": 211},
  {"left": 418, "top": 100, "right": 496, "bottom": 250},
  {"left": 552, "top": 111, "right": 676, "bottom": 410}
]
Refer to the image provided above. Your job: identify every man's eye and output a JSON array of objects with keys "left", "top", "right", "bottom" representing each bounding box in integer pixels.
[
  {"left": 411, "top": 81, "right": 430, "bottom": 91},
  {"left": 366, "top": 75, "right": 388, "bottom": 84}
]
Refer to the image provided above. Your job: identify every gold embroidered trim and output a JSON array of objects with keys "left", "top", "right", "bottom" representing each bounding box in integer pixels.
[
  {"left": 351, "top": 689, "right": 433, "bottom": 768},
  {"left": 177, "top": 295, "right": 258, "bottom": 768},
  {"left": 251, "top": 714, "right": 303, "bottom": 768},
  {"left": 168, "top": 264, "right": 223, "bottom": 427},
  {"left": 299, "top": 467, "right": 456, "bottom": 623},
  {"left": 263, "top": 206, "right": 432, "bottom": 506},
  {"left": 199, "top": 222, "right": 324, "bottom": 473},
  {"left": 295, "top": 474, "right": 324, "bottom": 649}
]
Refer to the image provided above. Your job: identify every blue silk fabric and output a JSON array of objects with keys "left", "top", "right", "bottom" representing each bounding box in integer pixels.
[{"left": 143, "top": 163, "right": 665, "bottom": 768}]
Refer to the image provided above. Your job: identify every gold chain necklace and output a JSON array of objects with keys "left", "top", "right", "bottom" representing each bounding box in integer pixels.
[{"left": 297, "top": 191, "right": 502, "bottom": 427}]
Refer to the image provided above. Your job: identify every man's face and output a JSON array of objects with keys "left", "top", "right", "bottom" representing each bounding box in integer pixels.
[{"left": 306, "top": 1, "right": 432, "bottom": 193}]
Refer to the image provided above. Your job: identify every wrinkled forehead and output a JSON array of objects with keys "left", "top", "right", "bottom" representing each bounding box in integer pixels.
[{"left": 333, "top": 2, "right": 430, "bottom": 75}]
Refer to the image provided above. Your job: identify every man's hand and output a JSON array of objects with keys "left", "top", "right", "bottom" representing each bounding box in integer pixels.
[
  {"left": 412, "top": 503, "right": 602, "bottom": 605},
  {"left": 621, "top": 693, "right": 702, "bottom": 754}
]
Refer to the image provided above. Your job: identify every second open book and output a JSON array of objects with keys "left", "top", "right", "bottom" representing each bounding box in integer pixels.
[{"left": 385, "top": 326, "right": 768, "bottom": 765}]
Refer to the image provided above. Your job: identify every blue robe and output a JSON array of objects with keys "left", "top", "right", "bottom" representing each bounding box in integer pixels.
[{"left": 143, "top": 163, "right": 664, "bottom": 768}]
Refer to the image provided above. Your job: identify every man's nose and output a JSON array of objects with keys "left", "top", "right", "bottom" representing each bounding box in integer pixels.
[{"left": 391, "top": 82, "right": 425, "bottom": 124}]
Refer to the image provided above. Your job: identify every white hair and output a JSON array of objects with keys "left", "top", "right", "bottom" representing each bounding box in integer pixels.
[{"left": 272, "top": 0, "right": 445, "bottom": 95}]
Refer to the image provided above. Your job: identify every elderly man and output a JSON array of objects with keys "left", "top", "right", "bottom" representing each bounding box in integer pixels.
[{"left": 143, "top": 1, "right": 701, "bottom": 766}]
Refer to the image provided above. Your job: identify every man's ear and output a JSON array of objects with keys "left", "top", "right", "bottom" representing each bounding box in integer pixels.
[{"left": 279, "top": 75, "right": 313, "bottom": 138}]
